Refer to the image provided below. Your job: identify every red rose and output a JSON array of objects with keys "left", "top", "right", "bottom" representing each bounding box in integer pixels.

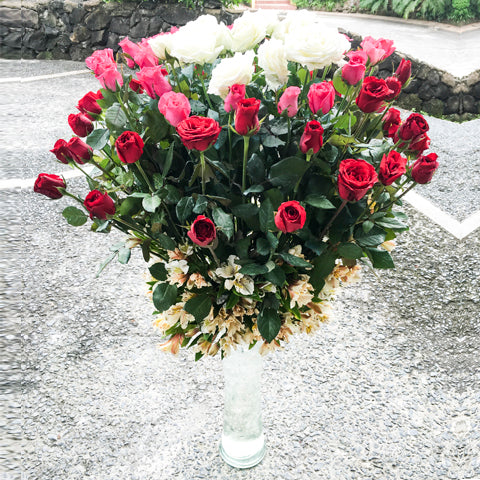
[
  {"left": 382, "top": 108, "right": 401, "bottom": 138},
  {"left": 50, "top": 139, "right": 72, "bottom": 164},
  {"left": 299, "top": 120, "right": 324, "bottom": 155},
  {"left": 176, "top": 116, "right": 222, "bottom": 152},
  {"left": 378, "top": 151, "right": 407, "bottom": 186},
  {"left": 338, "top": 158, "right": 378, "bottom": 202},
  {"left": 129, "top": 78, "right": 144, "bottom": 93},
  {"left": 224, "top": 84, "right": 246, "bottom": 113},
  {"left": 77, "top": 90, "right": 102, "bottom": 117},
  {"left": 68, "top": 113, "right": 94, "bottom": 137},
  {"left": 411, "top": 153, "right": 438, "bottom": 184},
  {"left": 394, "top": 58, "right": 411, "bottom": 85},
  {"left": 408, "top": 134, "right": 430, "bottom": 153},
  {"left": 67, "top": 137, "right": 93, "bottom": 164},
  {"left": 84, "top": 190, "right": 116, "bottom": 219},
  {"left": 307, "top": 81, "right": 335, "bottom": 115},
  {"left": 355, "top": 76, "right": 393, "bottom": 113},
  {"left": 235, "top": 98, "right": 261, "bottom": 136},
  {"left": 33, "top": 173, "right": 66, "bottom": 199},
  {"left": 115, "top": 131, "right": 144, "bottom": 164},
  {"left": 275, "top": 200, "right": 306, "bottom": 233},
  {"left": 398, "top": 113, "right": 429, "bottom": 141},
  {"left": 341, "top": 60, "right": 366, "bottom": 86},
  {"left": 187, "top": 215, "right": 216, "bottom": 246},
  {"left": 385, "top": 76, "right": 402, "bottom": 101}
]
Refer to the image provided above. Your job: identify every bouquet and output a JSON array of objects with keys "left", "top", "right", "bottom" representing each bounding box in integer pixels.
[{"left": 35, "top": 10, "right": 439, "bottom": 360}]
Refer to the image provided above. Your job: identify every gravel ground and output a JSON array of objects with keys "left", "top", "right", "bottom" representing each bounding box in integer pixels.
[{"left": 2, "top": 59, "right": 480, "bottom": 480}]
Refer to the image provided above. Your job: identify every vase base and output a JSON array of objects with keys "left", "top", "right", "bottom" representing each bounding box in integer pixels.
[{"left": 219, "top": 434, "right": 266, "bottom": 469}]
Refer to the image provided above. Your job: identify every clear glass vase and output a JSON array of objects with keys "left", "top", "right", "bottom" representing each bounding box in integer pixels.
[{"left": 219, "top": 343, "right": 266, "bottom": 469}]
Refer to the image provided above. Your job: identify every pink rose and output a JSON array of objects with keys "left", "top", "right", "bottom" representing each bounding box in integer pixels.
[
  {"left": 278, "top": 86, "right": 301, "bottom": 117},
  {"left": 136, "top": 66, "right": 172, "bottom": 99},
  {"left": 158, "top": 91, "right": 191, "bottom": 127},
  {"left": 96, "top": 64, "right": 123, "bottom": 91},
  {"left": 136, "top": 38, "right": 159, "bottom": 68},
  {"left": 224, "top": 84, "right": 246, "bottom": 113},
  {"left": 346, "top": 50, "right": 368, "bottom": 65},
  {"left": 119, "top": 37, "right": 141, "bottom": 68},
  {"left": 85, "top": 48, "right": 115, "bottom": 75},
  {"left": 341, "top": 61, "right": 366, "bottom": 86},
  {"left": 307, "top": 81, "right": 335, "bottom": 116},
  {"left": 360, "top": 36, "right": 395, "bottom": 65}
]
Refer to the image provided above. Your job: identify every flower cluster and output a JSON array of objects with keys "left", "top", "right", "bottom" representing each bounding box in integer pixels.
[{"left": 35, "top": 10, "right": 438, "bottom": 358}]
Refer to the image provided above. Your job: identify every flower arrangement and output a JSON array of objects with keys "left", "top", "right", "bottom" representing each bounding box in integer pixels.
[{"left": 35, "top": 10, "right": 438, "bottom": 360}]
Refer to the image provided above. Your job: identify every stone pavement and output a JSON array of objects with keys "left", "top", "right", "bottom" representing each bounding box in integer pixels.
[{"left": 1, "top": 23, "right": 480, "bottom": 480}]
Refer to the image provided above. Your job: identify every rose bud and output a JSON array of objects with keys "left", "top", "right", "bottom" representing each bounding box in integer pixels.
[
  {"left": 394, "top": 58, "right": 412, "bottom": 85},
  {"left": 67, "top": 137, "right": 93, "bottom": 164},
  {"left": 84, "top": 190, "right": 116, "bottom": 220},
  {"left": 360, "top": 36, "right": 395, "bottom": 65},
  {"left": 277, "top": 86, "right": 301, "bottom": 117},
  {"left": 51, "top": 139, "right": 73, "bottom": 164},
  {"left": 224, "top": 84, "right": 246, "bottom": 113},
  {"left": 136, "top": 66, "right": 172, "bottom": 99},
  {"left": 77, "top": 90, "right": 103, "bottom": 117},
  {"left": 307, "top": 81, "right": 335, "bottom": 115},
  {"left": 300, "top": 120, "right": 324, "bottom": 155},
  {"left": 411, "top": 153, "right": 439, "bottom": 184},
  {"left": 129, "top": 78, "right": 144, "bottom": 93},
  {"left": 158, "top": 91, "right": 191, "bottom": 127},
  {"left": 398, "top": 113, "right": 429, "bottom": 141},
  {"left": 408, "top": 134, "right": 430, "bottom": 153},
  {"left": 85, "top": 48, "right": 115, "bottom": 75},
  {"left": 96, "top": 64, "right": 123, "bottom": 91},
  {"left": 355, "top": 76, "right": 393, "bottom": 113},
  {"left": 67, "top": 113, "right": 94, "bottom": 137},
  {"left": 274, "top": 200, "right": 306, "bottom": 234},
  {"left": 382, "top": 107, "right": 401, "bottom": 138},
  {"left": 338, "top": 158, "right": 378, "bottom": 202},
  {"left": 235, "top": 98, "right": 261, "bottom": 136},
  {"left": 33, "top": 173, "right": 66, "bottom": 199},
  {"left": 115, "top": 131, "right": 144, "bottom": 164},
  {"left": 118, "top": 37, "right": 141, "bottom": 69},
  {"left": 378, "top": 151, "right": 407, "bottom": 186},
  {"left": 187, "top": 215, "right": 216, "bottom": 247},
  {"left": 176, "top": 116, "right": 222, "bottom": 152},
  {"left": 385, "top": 76, "right": 402, "bottom": 101},
  {"left": 341, "top": 58, "right": 366, "bottom": 86}
]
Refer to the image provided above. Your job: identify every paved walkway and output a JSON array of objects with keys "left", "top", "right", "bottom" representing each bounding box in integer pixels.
[{"left": 2, "top": 14, "right": 480, "bottom": 479}]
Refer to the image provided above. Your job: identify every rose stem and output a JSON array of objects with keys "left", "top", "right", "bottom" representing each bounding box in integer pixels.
[
  {"left": 318, "top": 199, "right": 348, "bottom": 240},
  {"left": 242, "top": 136, "right": 250, "bottom": 192},
  {"left": 136, "top": 162, "right": 155, "bottom": 193}
]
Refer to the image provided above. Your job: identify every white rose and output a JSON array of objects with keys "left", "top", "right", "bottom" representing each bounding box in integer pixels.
[
  {"left": 229, "top": 10, "right": 271, "bottom": 52},
  {"left": 167, "top": 15, "right": 225, "bottom": 65},
  {"left": 284, "top": 24, "right": 350, "bottom": 71},
  {"left": 257, "top": 38, "right": 289, "bottom": 90},
  {"left": 148, "top": 32, "right": 175, "bottom": 61},
  {"left": 272, "top": 10, "right": 317, "bottom": 41},
  {"left": 207, "top": 50, "right": 255, "bottom": 99}
]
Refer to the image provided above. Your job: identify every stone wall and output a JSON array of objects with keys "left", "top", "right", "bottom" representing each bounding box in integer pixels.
[
  {"left": 1, "top": 1, "right": 479, "bottom": 119},
  {"left": 0, "top": 0, "right": 238, "bottom": 61}
]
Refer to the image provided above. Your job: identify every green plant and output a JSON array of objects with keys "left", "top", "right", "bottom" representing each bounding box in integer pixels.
[
  {"left": 450, "top": 0, "right": 474, "bottom": 20},
  {"left": 292, "top": 0, "right": 342, "bottom": 10}
]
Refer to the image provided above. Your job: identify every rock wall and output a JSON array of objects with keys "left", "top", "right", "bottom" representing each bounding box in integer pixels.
[
  {"left": 0, "top": 0, "right": 238, "bottom": 61},
  {"left": 1, "top": 1, "right": 478, "bottom": 119}
]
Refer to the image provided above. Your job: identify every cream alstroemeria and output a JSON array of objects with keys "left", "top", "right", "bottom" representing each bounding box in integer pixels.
[
  {"left": 225, "top": 273, "right": 255, "bottom": 296},
  {"left": 207, "top": 50, "right": 255, "bottom": 99},
  {"left": 165, "top": 259, "right": 189, "bottom": 286},
  {"left": 287, "top": 274, "right": 314, "bottom": 308},
  {"left": 215, "top": 255, "right": 241, "bottom": 279},
  {"left": 257, "top": 38, "right": 289, "bottom": 90}
]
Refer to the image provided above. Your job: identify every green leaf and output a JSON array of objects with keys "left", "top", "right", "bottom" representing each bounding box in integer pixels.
[
  {"left": 184, "top": 294, "right": 212, "bottom": 323},
  {"left": 105, "top": 104, "right": 127, "bottom": 130},
  {"left": 257, "top": 309, "right": 281, "bottom": 343},
  {"left": 277, "top": 252, "right": 311, "bottom": 268},
  {"left": 165, "top": 185, "right": 182, "bottom": 204},
  {"left": 256, "top": 237, "right": 270, "bottom": 256},
  {"left": 225, "top": 292, "right": 240, "bottom": 310},
  {"left": 176, "top": 196, "right": 195, "bottom": 223},
  {"left": 337, "top": 242, "right": 363, "bottom": 259},
  {"left": 154, "top": 233, "right": 176, "bottom": 251},
  {"left": 163, "top": 142, "right": 174, "bottom": 178},
  {"left": 262, "top": 135, "right": 285, "bottom": 148},
  {"left": 309, "top": 251, "right": 337, "bottom": 293},
  {"left": 231, "top": 203, "right": 259, "bottom": 219},
  {"left": 362, "top": 220, "right": 374, "bottom": 233},
  {"left": 266, "top": 231, "right": 279, "bottom": 250},
  {"left": 332, "top": 67, "right": 348, "bottom": 96},
  {"left": 62, "top": 206, "right": 88, "bottom": 226},
  {"left": 152, "top": 283, "right": 178, "bottom": 313},
  {"left": 239, "top": 263, "right": 269, "bottom": 275},
  {"left": 212, "top": 207, "right": 234, "bottom": 240},
  {"left": 247, "top": 154, "right": 265, "bottom": 184},
  {"left": 355, "top": 225, "right": 387, "bottom": 248},
  {"left": 96, "top": 252, "right": 116, "bottom": 277},
  {"left": 328, "top": 134, "right": 356, "bottom": 147},
  {"left": 304, "top": 194, "right": 336, "bottom": 210},
  {"left": 366, "top": 248, "right": 395, "bottom": 269},
  {"left": 259, "top": 198, "right": 275, "bottom": 232},
  {"left": 193, "top": 195, "right": 209, "bottom": 214},
  {"left": 86, "top": 129, "right": 110, "bottom": 150},
  {"left": 117, "top": 247, "right": 131, "bottom": 264},
  {"left": 235, "top": 238, "right": 250, "bottom": 259},
  {"left": 269, "top": 157, "right": 309, "bottom": 190},
  {"left": 142, "top": 195, "right": 162, "bottom": 213},
  {"left": 264, "top": 266, "right": 286, "bottom": 286},
  {"left": 149, "top": 262, "right": 167, "bottom": 281},
  {"left": 152, "top": 173, "right": 164, "bottom": 190},
  {"left": 375, "top": 216, "right": 408, "bottom": 231}
]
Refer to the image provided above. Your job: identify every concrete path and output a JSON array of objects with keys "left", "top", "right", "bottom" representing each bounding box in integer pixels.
[{"left": 2, "top": 27, "right": 480, "bottom": 479}]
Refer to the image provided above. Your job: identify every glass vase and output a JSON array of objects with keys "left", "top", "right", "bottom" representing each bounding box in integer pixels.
[{"left": 219, "top": 343, "right": 266, "bottom": 469}]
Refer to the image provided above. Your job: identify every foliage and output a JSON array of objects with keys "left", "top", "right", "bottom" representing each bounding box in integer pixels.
[{"left": 292, "top": 0, "right": 337, "bottom": 10}]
